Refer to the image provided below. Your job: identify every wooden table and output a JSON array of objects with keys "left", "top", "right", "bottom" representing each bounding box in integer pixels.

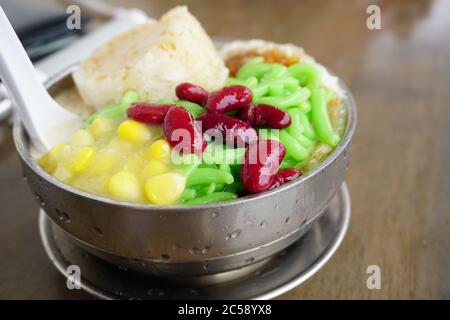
[{"left": 1, "top": 0, "right": 449, "bottom": 299}]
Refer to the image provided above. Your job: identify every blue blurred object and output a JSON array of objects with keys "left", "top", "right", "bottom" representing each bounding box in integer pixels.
[{"left": 0, "top": 0, "right": 90, "bottom": 61}]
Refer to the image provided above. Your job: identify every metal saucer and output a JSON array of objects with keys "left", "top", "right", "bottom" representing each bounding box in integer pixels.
[{"left": 39, "top": 183, "right": 350, "bottom": 300}]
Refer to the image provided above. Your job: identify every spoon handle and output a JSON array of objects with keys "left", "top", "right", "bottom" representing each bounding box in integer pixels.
[
  {"left": 0, "top": 7, "right": 81, "bottom": 151},
  {"left": 0, "top": 7, "right": 51, "bottom": 147}
]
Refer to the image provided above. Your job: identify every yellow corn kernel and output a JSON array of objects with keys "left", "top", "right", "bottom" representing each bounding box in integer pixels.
[
  {"left": 38, "top": 144, "right": 65, "bottom": 173},
  {"left": 90, "top": 117, "right": 113, "bottom": 138},
  {"left": 147, "top": 139, "right": 171, "bottom": 161},
  {"left": 117, "top": 120, "right": 151, "bottom": 144},
  {"left": 70, "top": 129, "right": 94, "bottom": 147},
  {"left": 108, "top": 171, "right": 142, "bottom": 202},
  {"left": 69, "top": 147, "right": 95, "bottom": 173},
  {"left": 143, "top": 160, "right": 168, "bottom": 179},
  {"left": 145, "top": 173, "right": 186, "bottom": 205},
  {"left": 38, "top": 154, "right": 50, "bottom": 170}
]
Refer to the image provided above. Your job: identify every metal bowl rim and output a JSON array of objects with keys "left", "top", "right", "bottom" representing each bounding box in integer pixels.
[{"left": 13, "top": 64, "right": 356, "bottom": 212}]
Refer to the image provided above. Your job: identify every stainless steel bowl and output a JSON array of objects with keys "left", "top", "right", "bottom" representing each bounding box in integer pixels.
[{"left": 14, "top": 65, "right": 356, "bottom": 283}]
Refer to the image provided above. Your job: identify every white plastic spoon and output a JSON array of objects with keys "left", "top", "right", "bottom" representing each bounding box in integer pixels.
[{"left": 0, "top": 6, "right": 81, "bottom": 151}]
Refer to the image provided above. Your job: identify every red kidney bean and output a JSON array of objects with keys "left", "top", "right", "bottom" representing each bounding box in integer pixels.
[
  {"left": 240, "top": 104, "right": 291, "bottom": 129},
  {"left": 127, "top": 103, "right": 173, "bottom": 124},
  {"left": 240, "top": 140, "right": 286, "bottom": 193},
  {"left": 205, "top": 85, "right": 253, "bottom": 113},
  {"left": 175, "top": 83, "right": 209, "bottom": 105},
  {"left": 163, "top": 106, "right": 206, "bottom": 155},
  {"left": 197, "top": 112, "right": 258, "bottom": 147},
  {"left": 270, "top": 168, "right": 302, "bottom": 190}
]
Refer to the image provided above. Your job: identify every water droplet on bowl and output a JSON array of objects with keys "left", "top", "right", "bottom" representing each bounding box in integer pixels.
[
  {"left": 300, "top": 218, "right": 307, "bottom": 227},
  {"left": 201, "top": 246, "right": 210, "bottom": 254},
  {"left": 55, "top": 208, "right": 63, "bottom": 220},
  {"left": 260, "top": 220, "right": 267, "bottom": 228},
  {"left": 285, "top": 217, "right": 290, "bottom": 224},
  {"left": 58, "top": 210, "right": 71, "bottom": 223},
  {"left": 226, "top": 230, "right": 241, "bottom": 240},
  {"left": 189, "top": 247, "right": 199, "bottom": 255},
  {"left": 35, "top": 194, "right": 44, "bottom": 206},
  {"left": 231, "top": 230, "right": 241, "bottom": 238},
  {"left": 245, "top": 257, "right": 255, "bottom": 264},
  {"left": 211, "top": 211, "right": 219, "bottom": 218},
  {"left": 160, "top": 254, "right": 170, "bottom": 262}
]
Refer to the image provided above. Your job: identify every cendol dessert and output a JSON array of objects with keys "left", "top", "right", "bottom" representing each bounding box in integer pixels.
[{"left": 38, "top": 7, "right": 347, "bottom": 206}]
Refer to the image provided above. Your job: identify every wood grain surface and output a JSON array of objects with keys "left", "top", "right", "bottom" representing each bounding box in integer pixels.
[{"left": 0, "top": 0, "right": 449, "bottom": 299}]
